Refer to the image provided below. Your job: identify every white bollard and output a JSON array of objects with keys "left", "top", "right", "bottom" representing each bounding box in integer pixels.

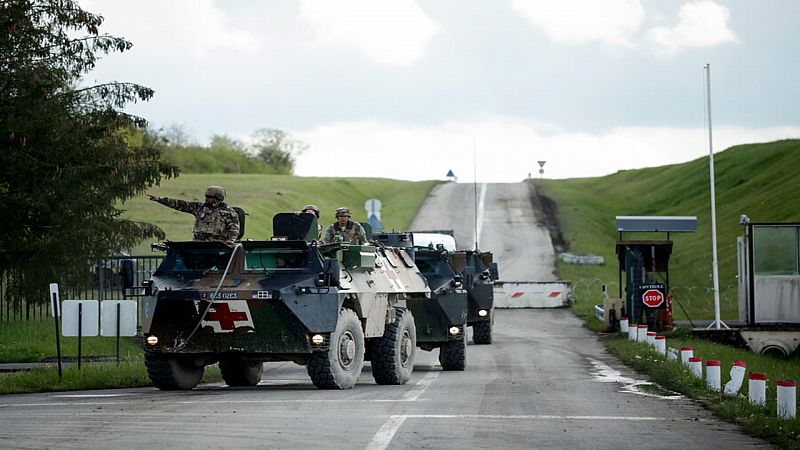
[
  {"left": 688, "top": 357, "right": 703, "bottom": 378},
  {"left": 655, "top": 336, "right": 666, "bottom": 355},
  {"left": 646, "top": 331, "right": 656, "bottom": 347},
  {"left": 706, "top": 360, "right": 721, "bottom": 392},
  {"left": 620, "top": 317, "right": 629, "bottom": 334},
  {"left": 628, "top": 323, "right": 637, "bottom": 341},
  {"left": 723, "top": 360, "right": 747, "bottom": 396},
  {"left": 777, "top": 380, "right": 796, "bottom": 420},
  {"left": 666, "top": 347, "right": 679, "bottom": 362},
  {"left": 637, "top": 325, "right": 648, "bottom": 343},
  {"left": 680, "top": 346, "right": 694, "bottom": 365},
  {"left": 748, "top": 373, "right": 767, "bottom": 407}
]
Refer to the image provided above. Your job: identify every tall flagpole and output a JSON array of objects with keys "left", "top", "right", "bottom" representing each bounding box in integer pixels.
[{"left": 705, "top": 63, "right": 727, "bottom": 330}]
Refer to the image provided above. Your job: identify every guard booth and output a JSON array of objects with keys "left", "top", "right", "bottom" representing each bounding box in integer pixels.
[{"left": 615, "top": 216, "right": 697, "bottom": 331}]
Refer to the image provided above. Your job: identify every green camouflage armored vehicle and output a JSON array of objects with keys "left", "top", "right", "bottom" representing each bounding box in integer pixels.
[
  {"left": 455, "top": 250, "right": 498, "bottom": 345},
  {"left": 372, "top": 232, "right": 469, "bottom": 370},
  {"left": 141, "top": 212, "right": 430, "bottom": 390}
]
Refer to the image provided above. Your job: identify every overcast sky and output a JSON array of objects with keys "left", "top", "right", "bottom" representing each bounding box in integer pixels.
[{"left": 81, "top": 0, "right": 800, "bottom": 182}]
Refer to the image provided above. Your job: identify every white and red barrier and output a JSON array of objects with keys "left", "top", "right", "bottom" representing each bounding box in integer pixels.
[
  {"left": 637, "top": 325, "right": 648, "bottom": 343},
  {"left": 706, "top": 360, "right": 721, "bottom": 392},
  {"left": 646, "top": 331, "right": 656, "bottom": 347},
  {"left": 777, "top": 380, "right": 796, "bottom": 420},
  {"left": 655, "top": 336, "right": 666, "bottom": 355},
  {"left": 688, "top": 357, "right": 703, "bottom": 378},
  {"left": 628, "top": 323, "right": 637, "bottom": 341},
  {"left": 724, "top": 360, "right": 747, "bottom": 396},
  {"left": 680, "top": 346, "right": 694, "bottom": 365},
  {"left": 620, "top": 317, "right": 629, "bottom": 334},
  {"left": 748, "top": 373, "right": 767, "bottom": 407}
]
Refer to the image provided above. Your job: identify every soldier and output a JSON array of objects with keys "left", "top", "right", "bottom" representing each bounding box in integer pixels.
[
  {"left": 323, "top": 207, "right": 367, "bottom": 244},
  {"left": 299, "top": 204, "right": 323, "bottom": 240},
  {"left": 147, "top": 186, "right": 240, "bottom": 244}
]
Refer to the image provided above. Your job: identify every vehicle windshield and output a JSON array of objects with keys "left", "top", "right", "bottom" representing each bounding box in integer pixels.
[
  {"left": 159, "top": 248, "right": 234, "bottom": 275},
  {"left": 415, "top": 255, "right": 454, "bottom": 278},
  {"left": 245, "top": 249, "right": 308, "bottom": 271}
]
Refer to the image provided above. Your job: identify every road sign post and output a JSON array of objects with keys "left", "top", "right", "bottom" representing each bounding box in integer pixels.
[{"left": 49, "top": 283, "right": 62, "bottom": 381}]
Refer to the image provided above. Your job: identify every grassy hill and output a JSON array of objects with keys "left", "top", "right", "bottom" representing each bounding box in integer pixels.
[
  {"left": 121, "top": 174, "right": 440, "bottom": 253},
  {"left": 535, "top": 139, "right": 800, "bottom": 321}
]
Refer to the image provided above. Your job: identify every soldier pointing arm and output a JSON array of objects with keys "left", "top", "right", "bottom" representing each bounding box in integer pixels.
[{"left": 148, "top": 186, "right": 240, "bottom": 245}]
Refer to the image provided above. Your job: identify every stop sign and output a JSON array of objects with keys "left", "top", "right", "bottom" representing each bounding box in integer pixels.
[{"left": 642, "top": 289, "right": 664, "bottom": 308}]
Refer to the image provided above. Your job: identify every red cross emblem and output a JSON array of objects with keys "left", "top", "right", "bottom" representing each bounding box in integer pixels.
[{"left": 206, "top": 302, "right": 249, "bottom": 331}]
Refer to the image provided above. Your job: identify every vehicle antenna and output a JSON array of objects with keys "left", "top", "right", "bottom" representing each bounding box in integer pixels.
[{"left": 474, "top": 139, "right": 479, "bottom": 251}]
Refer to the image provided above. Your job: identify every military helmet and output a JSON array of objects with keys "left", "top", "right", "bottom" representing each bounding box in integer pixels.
[
  {"left": 204, "top": 186, "right": 226, "bottom": 201},
  {"left": 335, "top": 207, "right": 351, "bottom": 218},
  {"left": 302, "top": 204, "right": 320, "bottom": 218}
]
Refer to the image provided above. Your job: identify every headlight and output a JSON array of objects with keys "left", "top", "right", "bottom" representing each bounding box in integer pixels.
[
  {"left": 146, "top": 335, "right": 158, "bottom": 346},
  {"left": 310, "top": 334, "right": 325, "bottom": 345},
  {"left": 448, "top": 326, "right": 460, "bottom": 336},
  {"left": 478, "top": 309, "right": 488, "bottom": 317}
]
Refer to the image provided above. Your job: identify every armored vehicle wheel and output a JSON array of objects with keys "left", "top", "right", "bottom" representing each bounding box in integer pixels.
[
  {"left": 145, "top": 352, "right": 204, "bottom": 390},
  {"left": 219, "top": 359, "right": 264, "bottom": 387},
  {"left": 439, "top": 329, "right": 466, "bottom": 371},
  {"left": 371, "top": 308, "right": 416, "bottom": 385},
  {"left": 307, "top": 308, "right": 365, "bottom": 389},
  {"left": 472, "top": 320, "right": 493, "bottom": 345}
]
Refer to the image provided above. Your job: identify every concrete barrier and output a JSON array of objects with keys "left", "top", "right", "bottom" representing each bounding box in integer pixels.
[
  {"left": 620, "top": 317, "right": 629, "bottom": 333},
  {"left": 724, "top": 361, "right": 747, "bottom": 396},
  {"left": 688, "top": 357, "right": 703, "bottom": 378},
  {"left": 493, "top": 281, "right": 572, "bottom": 308},
  {"left": 655, "top": 336, "right": 666, "bottom": 354},
  {"left": 680, "top": 347, "right": 694, "bottom": 365}
]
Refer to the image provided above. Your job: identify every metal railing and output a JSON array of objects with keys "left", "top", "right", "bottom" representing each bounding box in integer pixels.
[{"left": 0, "top": 255, "right": 163, "bottom": 322}]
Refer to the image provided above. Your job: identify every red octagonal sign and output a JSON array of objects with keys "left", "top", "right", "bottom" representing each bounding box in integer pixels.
[{"left": 642, "top": 289, "right": 664, "bottom": 308}]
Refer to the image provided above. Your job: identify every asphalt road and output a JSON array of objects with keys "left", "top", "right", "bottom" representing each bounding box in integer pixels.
[
  {"left": 0, "top": 182, "right": 766, "bottom": 449},
  {"left": 410, "top": 182, "right": 557, "bottom": 281},
  {"left": 0, "top": 309, "right": 764, "bottom": 449}
]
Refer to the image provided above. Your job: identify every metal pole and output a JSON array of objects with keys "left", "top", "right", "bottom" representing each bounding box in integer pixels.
[
  {"left": 474, "top": 140, "right": 479, "bottom": 251},
  {"left": 77, "top": 302, "right": 83, "bottom": 370},
  {"left": 705, "top": 64, "right": 727, "bottom": 330},
  {"left": 116, "top": 302, "right": 121, "bottom": 365},
  {"left": 52, "top": 292, "right": 62, "bottom": 382}
]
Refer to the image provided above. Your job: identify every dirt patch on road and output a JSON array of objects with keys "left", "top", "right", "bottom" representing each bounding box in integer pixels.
[{"left": 527, "top": 181, "right": 568, "bottom": 254}]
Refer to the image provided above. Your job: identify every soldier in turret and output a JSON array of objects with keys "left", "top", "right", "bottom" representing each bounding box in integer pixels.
[
  {"left": 299, "top": 204, "right": 322, "bottom": 240},
  {"left": 147, "top": 186, "right": 240, "bottom": 244},
  {"left": 322, "top": 207, "right": 367, "bottom": 244}
]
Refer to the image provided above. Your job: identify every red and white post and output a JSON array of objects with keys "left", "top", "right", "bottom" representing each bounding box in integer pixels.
[
  {"left": 680, "top": 346, "right": 694, "bottom": 365},
  {"left": 777, "top": 380, "right": 796, "bottom": 420},
  {"left": 706, "top": 360, "right": 721, "bottom": 392},
  {"left": 688, "top": 357, "right": 703, "bottom": 378},
  {"left": 748, "top": 373, "right": 767, "bottom": 407}
]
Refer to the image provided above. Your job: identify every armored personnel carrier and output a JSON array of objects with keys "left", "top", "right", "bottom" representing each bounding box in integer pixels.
[
  {"left": 373, "top": 232, "right": 469, "bottom": 370},
  {"left": 141, "top": 213, "right": 430, "bottom": 390},
  {"left": 458, "top": 250, "right": 498, "bottom": 345}
]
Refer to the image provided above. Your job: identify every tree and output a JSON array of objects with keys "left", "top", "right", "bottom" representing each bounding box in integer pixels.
[
  {"left": 0, "top": 0, "right": 178, "bottom": 304},
  {"left": 252, "top": 128, "right": 307, "bottom": 175}
]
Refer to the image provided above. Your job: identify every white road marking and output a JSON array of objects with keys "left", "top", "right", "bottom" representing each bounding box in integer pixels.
[
  {"left": 50, "top": 394, "right": 134, "bottom": 398},
  {"left": 401, "top": 371, "right": 439, "bottom": 401},
  {"left": 398, "top": 414, "right": 685, "bottom": 421},
  {"left": 474, "top": 182, "right": 487, "bottom": 247},
  {"left": 364, "top": 415, "right": 407, "bottom": 450}
]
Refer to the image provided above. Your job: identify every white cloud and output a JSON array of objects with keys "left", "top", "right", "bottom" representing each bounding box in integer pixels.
[
  {"left": 294, "top": 118, "right": 800, "bottom": 182},
  {"left": 298, "top": 0, "right": 440, "bottom": 67},
  {"left": 509, "top": 0, "right": 645, "bottom": 47},
  {"left": 647, "top": 1, "right": 737, "bottom": 55},
  {"left": 80, "top": 0, "right": 260, "bottom": 61}
]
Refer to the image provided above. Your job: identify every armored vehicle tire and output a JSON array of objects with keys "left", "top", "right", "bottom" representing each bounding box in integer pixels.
[
  {"left": 371, "top": 308, "right": 416, "bottom": 385},
  {"left": 145, "top": 352, "right": 205, "bottom": 390},
  {"left": 439, "top": 330, "right": 466, "bottom": 371},
  {"left": 307, "top": 308, "right": 365, "bottom": 389},
  {"left": 472, "top": 320, "right": 493, "bottom": 345},
  {"left": 219, "top": 359, "right": 264, "bottom": 387}
]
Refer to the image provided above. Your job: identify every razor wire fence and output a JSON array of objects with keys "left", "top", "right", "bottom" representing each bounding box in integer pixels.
[{"left": 0, "top": 255, "right": 163, "bottom": 322}]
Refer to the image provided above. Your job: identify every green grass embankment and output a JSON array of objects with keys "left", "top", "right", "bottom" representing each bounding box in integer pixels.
[
  {"left": 535, "top": 139, "right": 800, "bottom": 322},
  {"left": 538, "top": 139, "right": 800, "bottom": 448},
  {"left": 121, "top": 174, "right": 440, "bottom": 253}
]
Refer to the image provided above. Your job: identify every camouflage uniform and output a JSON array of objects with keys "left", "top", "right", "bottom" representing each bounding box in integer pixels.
[
  {"left": 157, "top": 197, "right": 240, "bottom": 242},
  {"left": 323, "top": 220, "right": 367, "bottom": 244}
]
